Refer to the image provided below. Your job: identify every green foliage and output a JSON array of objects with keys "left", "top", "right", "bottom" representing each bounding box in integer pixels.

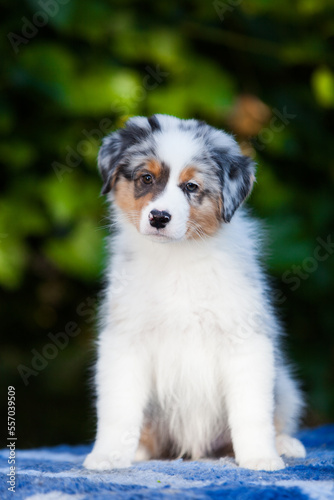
[{"left": 1, "top": 0, "right": 333, "bottom": 447}]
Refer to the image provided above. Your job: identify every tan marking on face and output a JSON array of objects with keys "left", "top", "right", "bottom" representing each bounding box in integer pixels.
[
  {"left": 179, "top": 166, "right": 198, "bottom": 184},
  {"left": 187, "top": 196, "right": 222, "bottom": 240},
  {"left": 114, "top": 177, "right": 153, "bottom": 230},
  {"left": 146, "top": 158, "right": 162, "bottom": 178},
  {"left": 113, "top": 159, "right": 169, "bottom": 230}
]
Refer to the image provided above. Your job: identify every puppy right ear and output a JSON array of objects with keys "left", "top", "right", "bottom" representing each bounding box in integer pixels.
[
  {"left": 98, "top": 131, "right": 124, "bottom": 195},
  {"left": 98, "top": 116, "right": 153, "bottom": 194}
]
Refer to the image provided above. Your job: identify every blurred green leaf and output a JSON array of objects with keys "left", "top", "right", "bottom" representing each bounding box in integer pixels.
[
  {"left": 0, "top": 235, "right": 27, "bottom": 288},
  {"left": 312, "top": 66, "right": 334, "bottom": 107},
  {"left": 44, "top": 218, "right": 106, "bottom": 280}
]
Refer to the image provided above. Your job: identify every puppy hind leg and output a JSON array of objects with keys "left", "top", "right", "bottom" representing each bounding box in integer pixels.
[
  {"left": 134, "top": 423, "right": 157, "bottom": 461},
  {"left": 135, "top": 415, "right": 175, "bottom": 461},
  {"left": 275, "top": 433, "right": 306, "bottom": 458},
  {"left": 274, "top": 364, "right": 306, "bottom": 458}
]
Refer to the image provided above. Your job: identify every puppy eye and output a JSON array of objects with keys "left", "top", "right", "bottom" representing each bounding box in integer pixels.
[
  {"left": 185, "top": 182, "right": 198, "bottom": 192},
  {"left": 142, "top": 174, "right": 153, "bottom": 184}
]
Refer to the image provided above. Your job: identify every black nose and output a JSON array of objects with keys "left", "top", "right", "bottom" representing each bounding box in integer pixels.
[{"left": 149, "top": 209, "right": 172, "bottom": 229}]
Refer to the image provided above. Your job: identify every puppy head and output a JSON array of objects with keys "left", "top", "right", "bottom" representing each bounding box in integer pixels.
[{"left": 99, "top": 114, "right": 255, "bottom": 241}]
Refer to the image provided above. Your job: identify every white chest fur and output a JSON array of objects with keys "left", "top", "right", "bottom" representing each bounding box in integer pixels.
[{"left": 107, "top": 213, "right": 268, "bottom": 346}]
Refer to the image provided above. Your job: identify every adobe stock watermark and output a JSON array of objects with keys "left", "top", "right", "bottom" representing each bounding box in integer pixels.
[
  {"left": 52, "top": 117, "right": 114, "bottom": 182},
  {"left": 17, "top": 292, "right": 103, "bottom": 386},
  {"left": 274, "top": 234, "right": 334, "bottom": 304},
  {"left": 17, "top": 269, "right": 134, "bottom": 386},
  {"left": 252, "top": 107, "right": 296, "bottom": 151},
  {"left": 17, "top": 321, "right": 81, "bottom": 386},
  {"left": 213, "top": 0, "right": 242, "bottom": 22},
  {"left": 52, "top": 65, "right": 169, "bottom": 183},
  {"left": 111, "top": 269, "right": 134, "bottom": 295},
  {"left": 7, "top": 386, "right": 16, "bottom": 493},
  {"left": 7, "top": 0, "right": 70, "bottom": 55}
]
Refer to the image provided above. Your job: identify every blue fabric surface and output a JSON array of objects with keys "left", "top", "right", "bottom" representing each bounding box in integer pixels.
[{"left": 1, "top": 425, "right": 333, "bottom": 499}]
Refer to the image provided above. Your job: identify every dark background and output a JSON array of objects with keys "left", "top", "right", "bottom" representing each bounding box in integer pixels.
[{"left": 1, "top": 0, "right": 333, "bottom": 448}]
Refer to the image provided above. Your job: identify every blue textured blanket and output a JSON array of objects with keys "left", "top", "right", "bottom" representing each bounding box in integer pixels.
[{"left": 1, "top": 425, "right": 333, "bottom": 499}]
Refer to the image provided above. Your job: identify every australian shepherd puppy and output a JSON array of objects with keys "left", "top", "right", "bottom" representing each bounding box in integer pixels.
[{"left": 84, "top": 114, "right": 306, "bottom": 471}]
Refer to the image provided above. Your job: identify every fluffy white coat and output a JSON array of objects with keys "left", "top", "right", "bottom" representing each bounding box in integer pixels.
[{"left": 84, "top": 115, "right": 305, "bottom": 471}]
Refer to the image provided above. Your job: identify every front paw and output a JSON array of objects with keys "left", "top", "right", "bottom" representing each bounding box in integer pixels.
[
  {"left": 83, "top": 451, "right": 132, "bottom": 470},
  {"left": 239, "top": 456, "right": 285, "bottom": 471}
]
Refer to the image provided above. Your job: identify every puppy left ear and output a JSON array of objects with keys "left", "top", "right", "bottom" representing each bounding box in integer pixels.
[{"left": 213, "top": 151, "right": 255, "bottom": 223}]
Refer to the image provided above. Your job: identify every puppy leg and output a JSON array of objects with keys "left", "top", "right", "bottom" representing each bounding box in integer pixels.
[
  {"left": 224, "top": 335, "right": 285, "bottom": 471},
  {"left": 84, "top": 333, "right": 149, "bottom": 470},
  {"left": 134, "top": 424, "right": 157, "bottom": 461},
  {"left": 134, "top": 442, "right": 152, "bottom": 462},
  {"left": 275, "top": 365, "right": 306, "bottom": 458}
]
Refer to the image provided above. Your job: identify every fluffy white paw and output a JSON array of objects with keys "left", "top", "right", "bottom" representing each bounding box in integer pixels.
[
  {"left": 276, "top": 434, "right": 306, "bottom": 458},
  {"left": 239, "top": 456, "right": 285, "bottom": 471},
  {"left": 83, "top": 451, "right": 132, "bottom": 470}
]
